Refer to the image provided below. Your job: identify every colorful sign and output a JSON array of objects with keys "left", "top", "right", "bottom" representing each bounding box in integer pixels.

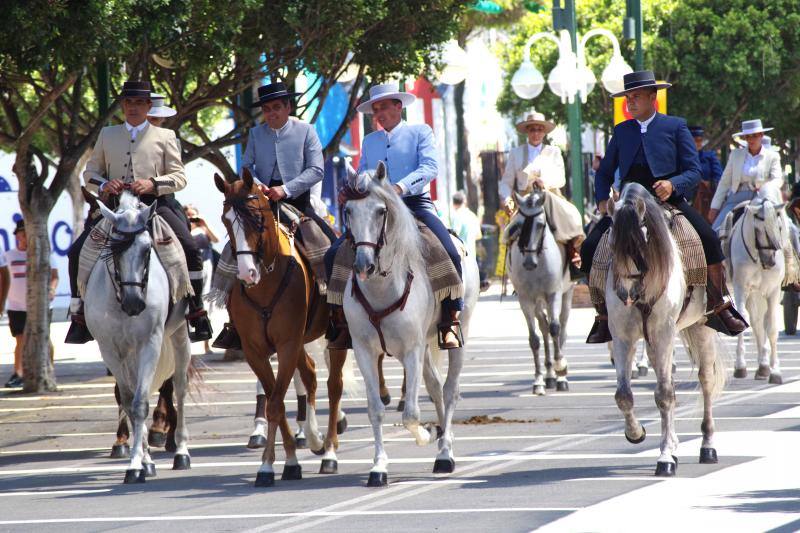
[{"left": 613, "top": 87, "right": 668, "bottom": 125}]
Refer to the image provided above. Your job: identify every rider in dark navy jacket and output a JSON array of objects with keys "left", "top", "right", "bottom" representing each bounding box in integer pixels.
[{"left": 580, "top": 71, "right": 747, "bottom": 343}]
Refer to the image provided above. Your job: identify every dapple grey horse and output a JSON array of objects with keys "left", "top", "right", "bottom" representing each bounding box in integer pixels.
[
  {"left": 343, "top": 162, "right": 479, "bottom": 486},
  {"left": 85, "top": 191, "right": 192, "bottom": 483},
  {"left": 607, "top": 183, "right": 726, "bottom": 477},
  {"left": 507, "top": 189, "right": 574, "bottom": 395},
  {"left": 724, "top": 195, "right": 786, "bottom": 383}
]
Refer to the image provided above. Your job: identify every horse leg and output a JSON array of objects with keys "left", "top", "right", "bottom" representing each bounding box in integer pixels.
[
  {"left": 422, "top": 345, "right": 445, "bottom": 438},
  {"left": 148, "top": 377, "right": 174, "bottom": 450},
  {"left": 535, "top": 308, "right": 555, "bottom": 389},
  {"left": 751, "top": 295, "right": 771, "bottom": 380},
  {"left": 396, "top": 370, "right": 407, "bottom": 412},
  {"left": 522, "top": 304, "right": 544, "bottom": 396},
  {"left": 295, "top": 349, "right": 324, "bottom": 453},
  {"left": 558, "top": 285, "right": 574, "bottom": 351},
  {"left": 267, "top": 343, "right": 302, "bottom": 483},
  {"left": 547, "top": 291, "right": 568, "bottom": 391},
  {"left": 766, "top": 287, "right": 783, "bottom": 384},
  {"left": 612, "top": 337, "right": 645, "bottom": 444},
  {"left": 320, "top": 347, "right": 347, "bottom": 474},
  {"left": 686, "top": 324, "right": 720, "bottom": 464},
  {"left": 170, "top": 329, "right": 192, "bottom": 470},
  {"left": 401, "top": 345, "right": 434, "bottom": 446},
  {"left": 733, "top": 281, "right": 749, "bottom": 378},
  {"left": 434, "top": 345, "right": 464, "bottom": 474},
  {"left": 292, "top": 368, "right": 308, "bottom": 448},
  {"left": 378, "top": 354, "right": 391, "bottom": 406},
  {"left": 245, "top": 348, "right": 280, "bottom": 487},
  {"left": 247, "top": 381, "right": 267, "bottom": 449},
  {"left": 353, "top": 346, "right": 388, "bottom": 486},
  {"left": 111, "top": 383, "right": 130, "bottom": 458},
  {"left": 647, "top": 323, "right": 678, "bottom": 477}
]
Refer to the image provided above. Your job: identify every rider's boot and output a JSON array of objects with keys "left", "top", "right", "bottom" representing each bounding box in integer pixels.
[
  {"left": 705, "top": 262, "right": 748, "bottom": 335},
  {"left": 212, "top": 315, "right": 242, "bottom": 350},
  {"left": 438, "top": 308, "right": 465, "bottom": 350},
  {"left": 186, "top": 278, "right": 213, "bottom": 342},
  {"left": 586, "top": 302, "right": 612, "bottom": 344},
  {"left": 65, "top": 298, "right": 94, "bottom": 344},
  {"left": 326, "top": 306, "right": 352, "bottom": 350},
  {"left": 564, "top": 237, "right": 584, "bottom": 281}
]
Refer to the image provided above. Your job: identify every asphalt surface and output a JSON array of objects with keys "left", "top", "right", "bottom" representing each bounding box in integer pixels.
[{"left": 1, "top": 286, "right": 799, "bottom": 532}]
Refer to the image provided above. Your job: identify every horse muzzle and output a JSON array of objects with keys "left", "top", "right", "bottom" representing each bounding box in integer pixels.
[
  {"left": 121, "top": 294, "right": 146, "bottom": 317},
  {"left": 354, "top": 249, "right": 377, "bottom": 280},
  {"left": 523, "top": 255, "right": 538, "bottom": 270}
]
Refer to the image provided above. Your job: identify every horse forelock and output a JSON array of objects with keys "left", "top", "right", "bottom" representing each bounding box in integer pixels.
[{"left": 611, "top": 185, "right": 674, "bottom": 301}]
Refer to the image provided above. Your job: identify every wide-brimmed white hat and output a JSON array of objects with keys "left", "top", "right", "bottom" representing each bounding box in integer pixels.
[
  {"left": 733, "top": 118, "right": 772, "bottom": 138},
  {"left": 515, "top": 111, "right": 556, "bottom": 134},
  {"left": 356, "top": 82, "right": 416, "bottom": 114},
  {"left": 147, "top": 92, "right": 177, "bottom": 118}
]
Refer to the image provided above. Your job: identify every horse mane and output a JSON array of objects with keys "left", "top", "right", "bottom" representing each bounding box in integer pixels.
[{"left": 611, "top": 183, "right": 675, "bottom": 301}]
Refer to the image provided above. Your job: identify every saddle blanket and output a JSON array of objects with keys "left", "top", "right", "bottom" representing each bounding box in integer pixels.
[
  {"left": 326, "top": 223, "right": 464, "bottom": 306},
  {"left": 588, "top": 208, "right": 707, "bottom": 305},
  {"left": 207, "top": 215, "right": 331, "bottom": 307},
  {"left": 78, "top": 215, "right": 193, "bottom": 303}
]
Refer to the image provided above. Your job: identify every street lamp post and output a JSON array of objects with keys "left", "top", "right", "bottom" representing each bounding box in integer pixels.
[{"left": 511, "top": 23, "right": 631, "bottom": 216}]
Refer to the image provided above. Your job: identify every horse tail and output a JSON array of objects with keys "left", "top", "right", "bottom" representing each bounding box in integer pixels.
[
  {"left": 305, "top": 338, "right": 361, "bottom": 398},
  {"left": 681, "top": 325, "right": 729, "bottom": 400},
  {"left": 340, "top": 352, "right": 359, "bottom": 399}
]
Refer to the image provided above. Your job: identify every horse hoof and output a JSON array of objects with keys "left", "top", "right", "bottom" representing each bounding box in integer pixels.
[
  {"left": 769, "top": 374, "right": 783, "bottom": 385},
  {"left": 319, "top": 459, "right": 338, "bottom": 474},
  {"left": 311, "top": 446, "right": 326, "bottom": 456},
  {"left": 295, "top": 436, "right": 308, "bottom": 449},
  {"left": 625, "top": 426, "right": 646, "bottom": 444},
  {"left": 638, "top": 366, "right": 648, "bottom": 377},
  {"left": 533, "top": 385, "right": 545, "bottom": 396},
  {"left": 172, "top": 454, "right": 191, "bottom": 470},
  {"left": 396, "top": 400, "right": 405, "bottom": 412},
  {"left": 433, "top": 458, "right": 455, "bottom": 474},
  {"left": 148, "top": 431, "right": 168, "bottom": 448},
  {"left": 247, "top": 435, "right": 267, "bottom": 449},
  {"left": 733, "top": 368, "right": 747, "bottom": 379},
  {"left": 699, "top": 448, "right": 718, "bottom": 464},
  {"left": 254, "top": 471, "right": 275, "bottom": 487},
  {"left": 380, "top": 394, "right": 391, "bottom": 406},
  {"left": 110, "top": 444, "right": 130, "bottom": 459},
  {"left": 755, "top": 365, "right": 770, "bottom": 380},
  {"left": 143, "top": 463, "right": 157, "bottom": 478},
  {"left": 544, "top": 377, "right": 557, "bottom": 389},
  {"left": 556, "top": 381, "right": 569, "bottom": 392},
  {"left": 123, "top": 469, "right": 145, "bottom": 484},
  {"left": 367, "top": 471, "right": 388, "bottom": 487},
  {"left": 337, "top": 416, "right": 348, "bottom": 435},
  {"left": 655, "top": 461, "right": 676, "bottom": 477},
  {"left": 281, "top": 464, "right": 302, "bottom": 481}
]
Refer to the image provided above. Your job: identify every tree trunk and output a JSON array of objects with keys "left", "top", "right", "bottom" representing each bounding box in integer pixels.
[{"left": 19, "top": 189, "right": 57, "bottom": 392}]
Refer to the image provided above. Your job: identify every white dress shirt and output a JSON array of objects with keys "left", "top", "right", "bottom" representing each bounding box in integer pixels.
[
  {"left": 270, "top": 120, "right": 294, "bottom": 197},
  {"left": 636, "top": 111, "right": 657, "bottom": 134},
  {"left": 124, "top": 121, "right": 148, "bottom": 140},
  {"left": 527, "top": 142, "right": 544, "bottom": 164},
  {"left": 742, "top": 147, "right": 764, "bottom": 179}
]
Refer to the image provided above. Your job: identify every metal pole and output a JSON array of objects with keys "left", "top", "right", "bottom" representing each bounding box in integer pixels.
[
  {"left": 634, "top": 0, "right": 643, "bottom": 70},
  {"left": 564, "top": 0, "right": 584, "bottom": 217}
]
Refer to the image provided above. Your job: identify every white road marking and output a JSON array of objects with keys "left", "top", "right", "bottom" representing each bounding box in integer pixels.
[{"left": 0, "top": 489, "right": 111, "bottom": 497}]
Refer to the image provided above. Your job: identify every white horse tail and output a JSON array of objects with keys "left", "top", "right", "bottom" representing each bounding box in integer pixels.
[
  {"left": 680, "top": 328, "right": 729, "bottom": 400},
  {"left": 185, "top": 354, "right": 207, "bottom": 403},
  {"left": 307, "top": 338, "right": 361, "bottom": 398},
  {"left": 340, "top": 352, "right": 359, "bottom": 399}
]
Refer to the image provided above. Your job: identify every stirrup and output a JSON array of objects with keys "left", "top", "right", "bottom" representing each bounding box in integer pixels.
[
  {"left": 704, "top": 301, "right": 748, "bottom": 336},
  {"left": 437, "top": 321, "right": 464, "bottom": 350},
  {"left": 212, "top": 323, "right": 242, "bottom": 350}
]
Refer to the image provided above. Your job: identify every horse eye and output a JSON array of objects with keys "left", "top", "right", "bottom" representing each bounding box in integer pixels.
[
  {"left": 345, "top": 207, "right": 351, "bottom": 217},
  {"left": 377, "top": 207, "right": 387, "bottom": 216}
]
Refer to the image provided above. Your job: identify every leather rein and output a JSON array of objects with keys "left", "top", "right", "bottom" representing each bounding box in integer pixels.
[{"left": 739, "top": 206, "right": 781, "bottom": 268}]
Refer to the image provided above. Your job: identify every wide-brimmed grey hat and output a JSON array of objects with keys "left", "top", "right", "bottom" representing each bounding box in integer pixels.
[
  {"left": 147, "top": 92, "right": 177, "bottom": 118},
  {"left": 733, "top": 119, "right": 773, "bottom": 138},
  {"left": 515, "top": 111, "right": 556, "bottom": 134},
  {"left": 610, "top": 70, "right": 671, "bottom": 98},
  {"left": 356, "top": 82, "right": 416, "bottom": 114}
]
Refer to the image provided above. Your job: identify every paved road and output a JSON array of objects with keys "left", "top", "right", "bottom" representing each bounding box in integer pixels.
[{"left": 1, "top": 287, "right": 799, "bottom": 532}]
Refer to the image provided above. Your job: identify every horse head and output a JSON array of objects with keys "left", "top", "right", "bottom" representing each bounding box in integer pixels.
[
  {"left": 513, "top": 190, "right": 546, "bottom": 270},
  {"left": 344, "top": 161, "right": 421, "bottom": 281},
  {"left": 609, "top": 183, "right": 673, "bottom": 307},
  {"left": 746, "top": 198, "right": 785, "bottom": 269},
  {"left": 215, "top": 168, "right": 276, "bottom": 287},
  {"left": 95, "top": 190, "right": 156, "bottom": 316}
]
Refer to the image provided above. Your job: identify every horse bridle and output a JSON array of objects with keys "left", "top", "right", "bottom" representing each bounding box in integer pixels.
[
  {"left": 741, "top": 203, "right": 781, "bottom": 267},
  {"left": 518, "top": 210, "right": 547, "bottom": 257},
  {"left": 103, "top": 225, "right": 152, "bottom": 303},
  {"left": 223, "top": 193, "right": 277, "bottom": 275},
  {"left": 342, "top": 185, "right": 390, "bottom": 276}
]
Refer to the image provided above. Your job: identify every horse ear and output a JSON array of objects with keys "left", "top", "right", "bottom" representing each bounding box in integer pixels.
[
  {"left": 242, "top": 167, "right": 254, "bottom": 189},
  {"left": 374, "top": 161, "right": 387, "bottom": 183},
  {"left": 214, "top": 174, "right": 227, "bottom": 193},
  {"left": 534, "top": 192, "right": 545, "bottom": 207},
  {"left": 513, "top": 191, "right": 524, "bottom": 207},
  {"left": 346, "top": 163, "right": 358, "bottom": 185},
  {"left": 775, "top": 202, "right": 786, "bottom": 211},
  {"left": 635, "top": 197, "right": 646, "bottom": 220},
  {"left": 140, "top": 200, "right": 157, "bottom": 226},
  {"left": 96, "top": 197, "right": 118, "bottom": 226}
]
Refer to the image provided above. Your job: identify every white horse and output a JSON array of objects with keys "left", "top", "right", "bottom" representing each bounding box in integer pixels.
[
  {"left": 85, "top": 191, "right": 192, "bottom": 483},
  {"left": 507, "top": 189, "right": 574, "bottom": 395},
  {"left": 726, "top": 195, "right": 786, "bottom": 383},
  {"left": 607, "top": 183, "right": 726, "bottom": 476},
  {"left": 343, "top": 162, "right": 479, "bottom": 486}
]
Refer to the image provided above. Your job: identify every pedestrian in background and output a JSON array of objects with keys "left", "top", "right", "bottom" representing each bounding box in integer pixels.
[
  {"left": 184, "top": 204, "right": 218, "bottom": 353},
  {"left": 686, "top": 126, "right": 722, "bottom": 218},
  {"left": 2, "top": 220, "right": 58, "bottom": 388},
  {"left": 449, "top": 191, "right": 489, "bottom": 291}
]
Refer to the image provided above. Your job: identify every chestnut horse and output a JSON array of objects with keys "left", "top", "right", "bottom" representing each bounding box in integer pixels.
[{"left": 215, "top": 170, "right": 348, "bottom": 486}]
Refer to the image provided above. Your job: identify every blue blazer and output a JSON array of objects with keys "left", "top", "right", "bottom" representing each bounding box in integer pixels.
[
  {"left": 358, "top": 122, "right": 438, "bottom": 197},
  {"left": 698, "top": 150, "right": 723, "bottom": 185},
  {"left": 595, "top": 113, "right": 701, "bottom": 202}
]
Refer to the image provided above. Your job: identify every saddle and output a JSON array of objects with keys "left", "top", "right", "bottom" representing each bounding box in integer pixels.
[
  {"left": 326, "top": 223, "right": 464, "bottom": 306},
  {"left": 77, "top": 215, "right": 192, "bottom": 303},
  {"left": 588, "top": 205, "right": 707, "bottom": 305},
  {"left": 278, "top": 203, "right": 336, "bottom": 288}
]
